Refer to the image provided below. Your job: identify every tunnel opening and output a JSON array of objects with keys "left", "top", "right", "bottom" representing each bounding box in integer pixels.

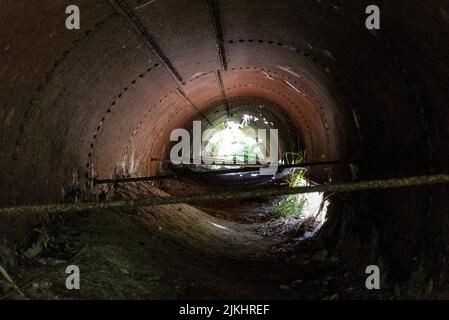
[
  {"left": 154, "top": 93, "right": 330, "bottom": 230},
  {"left": 200, "top": 118, "right": 272, "bottom": 167},
  {"left": 166, "top": 98, "right": 304, "bottom": 183},
  {"left": 145, "top": 94, "right": 334, "bottom": 267}
]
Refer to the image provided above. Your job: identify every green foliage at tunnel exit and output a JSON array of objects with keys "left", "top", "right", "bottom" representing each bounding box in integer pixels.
[
  {"left": 270, "top": 153, "right": 307, "bottom": 219},
  {"left": 270, "top": 194, "right": 307, "bottom": 219}
]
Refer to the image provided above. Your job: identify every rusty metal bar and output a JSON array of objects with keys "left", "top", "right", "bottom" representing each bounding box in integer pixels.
[
  {"left": 93, "top": 160, "right": 346, "bottom": 184},
  {"left": 206, "top": 0, "right": 228, "bottom": 71},
  {"left": 1, "top": 174, "right": 449, "bottom": 216},
  {"left": 216, "top": 70, "right": 230, "bottom": 116},
  {"left": 108, "top": 0, "right": 186, "bottom": 84},
  {"left": 176, "top": 87, "right": 214, "bottom": 125}
]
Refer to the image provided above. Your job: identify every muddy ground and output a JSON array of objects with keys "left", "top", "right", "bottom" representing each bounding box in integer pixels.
[{"left": 0, "top": 182, "right": 389, "bottom": 300}]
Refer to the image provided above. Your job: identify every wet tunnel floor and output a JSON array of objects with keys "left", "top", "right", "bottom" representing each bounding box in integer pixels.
[{"left": 3, "top": 185, "right": 388, "bottom": 300}]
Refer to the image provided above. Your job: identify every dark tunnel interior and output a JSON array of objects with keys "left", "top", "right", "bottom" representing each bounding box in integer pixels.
[{"left": 1, "top": 0, "right": 449, "bottom": 300}]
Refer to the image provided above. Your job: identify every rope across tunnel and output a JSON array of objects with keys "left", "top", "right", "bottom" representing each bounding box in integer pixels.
[{"left": 1, "top": 174, "right": 448, "bottom": 216}]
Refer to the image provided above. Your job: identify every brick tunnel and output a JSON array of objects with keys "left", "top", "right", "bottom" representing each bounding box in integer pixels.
[{"left": 1, "top": 0, "right": 449, "bottom": 299}]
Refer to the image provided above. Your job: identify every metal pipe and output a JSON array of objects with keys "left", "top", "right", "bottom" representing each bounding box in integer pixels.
[{"left": 93, "top": 160, "right": 346, "bottom": 184}]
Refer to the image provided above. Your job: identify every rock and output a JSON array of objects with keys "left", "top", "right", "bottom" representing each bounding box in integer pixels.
[
  {"left": 291, "top": 279, "right": 303, "bottom": 288},
  {"left": 279, "top": 284, "right": 290, "bottom": 290}
]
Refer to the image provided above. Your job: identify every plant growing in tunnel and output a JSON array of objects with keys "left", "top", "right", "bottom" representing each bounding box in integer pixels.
[{"left": 270, "top": 152, "right": 308, "bottom": 219}]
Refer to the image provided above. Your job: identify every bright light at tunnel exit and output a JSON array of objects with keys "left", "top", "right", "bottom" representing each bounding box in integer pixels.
[
  {"left": 170, "top": 118, "right": 279, "bottom": 175},
  {"left": 202, "top": 119, "right": 266, "bottom": 164}
]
